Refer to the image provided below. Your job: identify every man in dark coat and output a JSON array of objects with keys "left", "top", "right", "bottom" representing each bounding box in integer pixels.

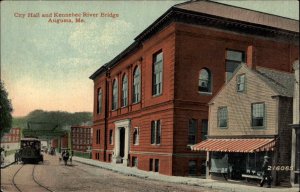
[
  {"left": 259, "top": 156, "right": 272, "bottom": 188},
  {"left": 62, "top": 150, "right": 69, "bottom": 166}
]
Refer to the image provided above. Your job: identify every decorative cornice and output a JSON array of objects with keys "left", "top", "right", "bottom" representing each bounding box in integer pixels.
[{"left": 90, "top": 7, "right": 299, "bottom": 80}]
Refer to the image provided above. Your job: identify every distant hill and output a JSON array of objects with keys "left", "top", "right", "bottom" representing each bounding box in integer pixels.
[{"left": 12, "top": 110, "right": 93, "bottom": 130}]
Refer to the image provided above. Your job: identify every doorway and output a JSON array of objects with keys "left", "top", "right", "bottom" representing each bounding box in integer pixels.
[{"left": 119, "top": 127, "right": 125, "bottom": 159}]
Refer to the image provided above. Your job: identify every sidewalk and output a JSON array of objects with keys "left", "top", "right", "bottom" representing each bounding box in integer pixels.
[
  {"left": 73, "top": 156, "right": 299, "bottom": 192},
  {"left": 0, "top": 154, "right": 15, "bottom": 168}
]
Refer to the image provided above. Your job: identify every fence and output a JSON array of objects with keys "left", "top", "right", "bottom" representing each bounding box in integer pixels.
[{"left": 73, "top": 150, "right": 91, "bottom": 159}]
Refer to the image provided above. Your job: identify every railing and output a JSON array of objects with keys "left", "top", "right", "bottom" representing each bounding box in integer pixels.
[{"left": 73, "top": 150, "right": 91, "bottom": 159}]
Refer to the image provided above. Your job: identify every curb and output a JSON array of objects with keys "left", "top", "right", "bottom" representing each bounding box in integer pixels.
[{"left": 73, "top": 157, "right": 299, "bottom": 192}]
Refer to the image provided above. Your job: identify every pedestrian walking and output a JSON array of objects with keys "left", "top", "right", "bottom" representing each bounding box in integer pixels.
[
  {"left": 62, "top": 150, "right": 69, "bottom": 166},
  {"left": 259, "top": 156, "right": 272, "bottom": 188}
]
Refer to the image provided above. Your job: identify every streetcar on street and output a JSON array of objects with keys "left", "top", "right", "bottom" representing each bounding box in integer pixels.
[{"left": 18, "top": 138, "right": 43, "bottom": 164}]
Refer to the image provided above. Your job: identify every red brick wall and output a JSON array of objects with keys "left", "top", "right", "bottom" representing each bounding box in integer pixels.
[
  {"left": 61, "top": 135, "right": 68, "bottom": 148},
  {"left": 51, "top": 139, "right": 58, "bottom": 148},
  {"left": 174, "top": 23, "right": 298, "bottom": 103},
  {"left": 91, "top": 21, "right": 298, "bottom": 176}
]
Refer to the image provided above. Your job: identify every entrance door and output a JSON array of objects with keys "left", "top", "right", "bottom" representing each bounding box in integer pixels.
[{"left": 119, "top": 128, "right": 125, "bottom": 159}]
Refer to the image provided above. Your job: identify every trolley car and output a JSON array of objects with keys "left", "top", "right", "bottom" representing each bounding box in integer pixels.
[{"left": 18, "top": 138, "right": 43, "bottom": 163}]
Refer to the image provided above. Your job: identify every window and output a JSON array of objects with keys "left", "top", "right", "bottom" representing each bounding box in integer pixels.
[
  {"left": 96, "top": 129, "right": 100, "bottom": 144},
  {"left": 252, "top": 103, "right": 265, "bottom": 127},
  {"left": 201, "top": 119, "right": 208, "bottom": 141},
  {"left": 97, "top": 88, "right": 102, "bottom": 114},
  {"left": 237, "top": 74, "right": 245, "bottom": 92},
  {"left": 109, "top": 130, "right": 113, "bottom": 145},
  {"left": 150, "top": 159, "right": 154, "bottom": 171},
  {"left": 153, "top": 51, "right": 163, "bottom": 95},
  {"left": 188, "top": 119, "right": 197, "bottom": 145},
  {"left": 218, "top": 107, "right": 228, "bottom": 128},
  {"left": 188, "top": 160, "right": 197, "bottom": 176},
  {"left": 112, "top": 79, "right": 118, "bottom": 110},
  {"left": 133, "top": 128, "right": 139, "bottom": 145},
  {"left": 132, "top": 156, "right": 138, "bottom": 167},
  {"left": 96, "top": 153, "right": 100, "bottom": 160},
  {"left": 149, "top": 158, "right": 159, "bottom": 172},
  {"left": 122, "top": 75, "right": 128, "bottom": 107},
  {"left": 151, "top": 120, "right": 161, "bottom": 145},
  {"left": 199, "top": 68, "right": 212, "bottom": 93},
  {"left": 133, "top": 66, "right": 141, "bottom": 103},
  {"left": 155, "top": 159, "right": 160, "bottom": 172},
  {"left": 226, "top": 50, "right": 245, "bottom": 82}
]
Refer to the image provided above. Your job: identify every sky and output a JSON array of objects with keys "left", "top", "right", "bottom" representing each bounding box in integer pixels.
[{"left": 1, "top": 0, "right": 299, "bottom": 117}]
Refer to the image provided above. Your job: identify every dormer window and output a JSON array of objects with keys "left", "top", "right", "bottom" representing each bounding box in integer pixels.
[{"left": 237, "top": 74, "right": 245, "bottom": 92}]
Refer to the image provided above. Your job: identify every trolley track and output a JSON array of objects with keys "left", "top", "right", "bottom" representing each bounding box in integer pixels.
[{"left": 12, "top": 164, "right": 53, "bottom": 192}]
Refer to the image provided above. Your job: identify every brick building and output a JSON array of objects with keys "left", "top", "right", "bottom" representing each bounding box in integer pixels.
[
  {"left": 1, "top": 128, "right": 21, "bottom": 150},
  {"left": 89, "top": 0, "right": 299, "bottom": 176},
  {"left": 50, "top": 134, "right": 68, "bottom": 152},
  {"left": 192, "top": 64, "right": 294, "bottom": 185},
  {"left": 71, "top": 125, "right": 93, "bottom": 152}
]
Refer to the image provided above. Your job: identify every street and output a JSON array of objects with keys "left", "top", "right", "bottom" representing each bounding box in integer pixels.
[{"left": 1, "top": 154, "right": 218, "bottom": 192}]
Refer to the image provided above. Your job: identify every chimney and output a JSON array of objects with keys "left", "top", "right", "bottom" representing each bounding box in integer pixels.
[{"left": 247, "top": 45, "right": 256, "bottom": 70}]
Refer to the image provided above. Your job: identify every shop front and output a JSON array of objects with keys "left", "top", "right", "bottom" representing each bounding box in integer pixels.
[{"left": 192, "top": 138, "right": 276, "bottom": 181}]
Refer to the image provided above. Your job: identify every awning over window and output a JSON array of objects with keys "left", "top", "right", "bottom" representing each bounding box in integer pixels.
[{"left": 191, "top": 138, "right": 276, "bottom": 153}]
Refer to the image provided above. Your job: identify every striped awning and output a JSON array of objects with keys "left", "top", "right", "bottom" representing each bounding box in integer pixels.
[{"left": 191, "top": 138, "right": 276, "bottom": 153}]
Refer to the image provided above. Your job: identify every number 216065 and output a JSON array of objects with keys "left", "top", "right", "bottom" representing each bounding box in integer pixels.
[{"left": 267, "top": 166, "right": 293, "bottom": 171}]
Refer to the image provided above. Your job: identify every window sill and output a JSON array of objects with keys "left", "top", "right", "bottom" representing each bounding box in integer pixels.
[
  {"left": 133, "top": 144, "right": 139, "bottom": 146},
  {"left": 152, "top": 93, "right": 162, "bottom": 98},
  {"left": 251, "top": 126, "right": 265, "bottom": 129},
  {"left": 186, "top": 145, "right": 195, "bottom": 150},
  {"left": 132, "top": 101, "right": 140, "bottom": 105},
  {"left": 198, "top": 91, "right": 212, "bottom": 96},
  {"left": 151, "top": 144, "right": 161, "bottom": 146},
  {"left": 121, "top": 105, "right": 128, "bottom": 109},
  {"left": 218, "top": 126, "right": 228, "bottom": 129}
]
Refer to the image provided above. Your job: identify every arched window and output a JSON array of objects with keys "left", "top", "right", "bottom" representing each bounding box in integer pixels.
[
  {"left": 112, "top": 79, "right": 118, "bottom": 110},
  {"left": 133, "top": 66, "right": 141, "bottom": 103},
  {"left": 97, "top": 88, "right": 102, "bottom": 114},
  {"left": 153, "top": 51, "right": 163, "bottom": 95},
  {"left": 198, "top": 68, "right": 211, "bottom": 93},
  {"left": 122, "top": 75, "right": 128, "bottom": 107}
]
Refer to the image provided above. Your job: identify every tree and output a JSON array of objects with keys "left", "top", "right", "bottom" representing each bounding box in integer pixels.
[
  {"left": 0, "top": 81, "right": 13, "bottom": 138},
  {"left": 24, "top": 110, "right": 92, "bottom": 130}
]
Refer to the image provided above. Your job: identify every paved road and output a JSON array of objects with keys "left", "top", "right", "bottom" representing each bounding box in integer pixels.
[{"left": 1, "top": 154, "right": 218, "bottom": 192}]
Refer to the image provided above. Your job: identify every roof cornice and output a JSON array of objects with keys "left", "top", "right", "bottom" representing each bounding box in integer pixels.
[
  {"left": 136, "top": 7, "right": 299, "bottom": 43},
  {"left": 90, "top": 4, "right": 299, "bottom": 80}
]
